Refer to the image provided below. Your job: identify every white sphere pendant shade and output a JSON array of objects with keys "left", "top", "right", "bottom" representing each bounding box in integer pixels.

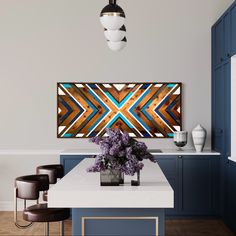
[
  {"left": 100, "top": 15, "right": 125, "bottom": 30},
  {"left": 104, "top": 25, "right": 126, "bottom": 42},
  {"left": 100, "top": 1, "right": 125, "bottom": 30},
  {"left": 100, "top": 1, "right": 127, "bottom": 51},
  {"left": 107, "top": 37, "right": 127, "bottom": 51}
]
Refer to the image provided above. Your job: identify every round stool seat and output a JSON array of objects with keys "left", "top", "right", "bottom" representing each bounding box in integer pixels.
[
  {"left": 23, "top": 203, "right": 70, "bottom": 222},
  {"left": 37, "top": 165, "right": 64, "bottom": 184}
]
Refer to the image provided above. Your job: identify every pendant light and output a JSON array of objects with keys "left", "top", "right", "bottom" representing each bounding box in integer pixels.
[
  {"left": 107, "top": 37, "right": 127, "bottom": 51},
  {"left": 100, "top": 0, "right": 127, "bottom": 51},
  {"left": 104, "top": 25, "right": 126, "bottom": 42},
  {"left": 100, "top": 0, "right": 125, "bottom": 30}
]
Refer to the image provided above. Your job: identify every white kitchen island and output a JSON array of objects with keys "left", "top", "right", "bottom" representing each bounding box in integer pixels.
[{"left": 48, "top": 158, "right": 173, "bottom": 236}]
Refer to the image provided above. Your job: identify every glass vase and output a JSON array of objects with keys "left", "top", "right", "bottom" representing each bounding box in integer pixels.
[{"left": 100, "top": 169, "right": 123, "bottom": 186}]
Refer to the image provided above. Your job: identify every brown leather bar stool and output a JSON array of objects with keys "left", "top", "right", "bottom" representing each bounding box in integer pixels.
[
  {"left": 14, "top": 174, "right": 70, "bottom": 236},
  {"left": 36, "top": 164, "right": 64, "bottom": 201}
]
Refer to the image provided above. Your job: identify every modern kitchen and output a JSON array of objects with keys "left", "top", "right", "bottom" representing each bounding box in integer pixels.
[{"left": 0, "top": 0, "right": 236, "bottom": 236}]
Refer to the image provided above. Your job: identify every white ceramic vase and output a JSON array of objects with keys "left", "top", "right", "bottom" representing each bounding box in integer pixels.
[{"left": 192, "top": 124, "right": 207, "bottom": 152}]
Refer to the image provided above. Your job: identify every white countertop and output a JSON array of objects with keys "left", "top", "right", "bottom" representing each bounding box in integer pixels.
[
  {"left": 48, "top": 158, "right": 174, "bottom": 208},
  {"left": 228, "top": 156, "right": 236, "bottom": 162},
  {"left": 60, "top": 149, "right": 220, "bottom": 156}
]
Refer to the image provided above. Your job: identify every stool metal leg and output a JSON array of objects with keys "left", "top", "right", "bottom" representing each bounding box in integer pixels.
[
  {"left": 14, "top": 187, "right": 33, "bottom": 229},
  {"left": 44, "top": 222, "right": 49, "bottom": 236},
  {"left": 60, "top": 221, "right": 64, "bottom": 236}
]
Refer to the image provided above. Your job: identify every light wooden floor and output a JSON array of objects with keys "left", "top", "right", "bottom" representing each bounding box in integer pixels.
[{"left": 0, "top": 212, "right": 235, "bottom": 236}]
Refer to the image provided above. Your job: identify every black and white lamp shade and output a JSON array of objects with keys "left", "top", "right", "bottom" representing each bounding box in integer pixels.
[
  {"left": 100, "top": 1, "right": 125, "bottom": 30},
  {"left": 100, "top": 0, "right": 127, "bottom": 51},
  {"left": 104, "top": 25, "right": 126, "bottom": 42},
  {"left": 107, "top": 37, "right": 127, "bottom": 51}
]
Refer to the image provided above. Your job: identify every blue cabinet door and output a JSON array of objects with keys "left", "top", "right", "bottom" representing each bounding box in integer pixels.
[
  {"left": 212, "top": 61, "right": 230, "bottom": 155},
  {"left": 224, "top": 62, "right": 231, "bottom": 157},
  {"left": 156, "top": 155, "right": 219, "bottom": 216},
  {"left": 155, "top": 156, "right": 179, "bottom": 216},
  {"left": 212, "top": 12, "right": 231, "bottom": 66},
  {"left": 231, "top": 4, "right": 236, "bottom": 55},
  {"left": 214, "top": 20, "right": 224, "bottom": 65},
  {"left": 224, "top": 13, "right": 231, "bottom": 59},
  {"left": 60, "top": 155, "right": 94, "bottom": 175},
  {"left": 226, "top": 160, "right": 236, "bottom": 233},
  {"left": 180, "top": 156, "right": 220, "bottom": 215},
  {"left": 212, "top": 65, "right": 225, "bottom": 153}
]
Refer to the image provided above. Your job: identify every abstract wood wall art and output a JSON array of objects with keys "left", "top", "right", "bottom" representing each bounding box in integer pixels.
[{"left": 57, "top": 83, "right": 182, "bottom": 138}]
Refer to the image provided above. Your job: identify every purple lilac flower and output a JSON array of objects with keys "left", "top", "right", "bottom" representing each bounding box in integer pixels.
[
  {"left": 90, "top": 136, "right": 103, "bottom": 145},
  {"left": 121, "top": 131, "right": 130, "bottom": 146},
  {"left": 87, "top": 128, "right": 155, "bottom": 176}
]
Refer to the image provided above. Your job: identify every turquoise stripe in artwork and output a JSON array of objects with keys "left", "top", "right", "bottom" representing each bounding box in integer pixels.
[
  {"left": 142, "top": 99, "right": 153, "bottom": 121},
  {"left": 105, "top": 92, "right": 133, "bottom": 109},
  {"left": 167, "top": 84, "right": 176, "bottom": 88},
  {"left": 107, "top": 113, "right": 133, "bottom": 129},
  {"left": 62, "top": 83, "right": 72, "bottom": 88},
  {"left": 63, "top": 133, "right": 72, "bottom": 137}
]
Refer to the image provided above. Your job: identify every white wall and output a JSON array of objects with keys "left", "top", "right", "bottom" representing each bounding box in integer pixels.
[{"left": 0, "top": 0, "right": 234, "bottom": 210}]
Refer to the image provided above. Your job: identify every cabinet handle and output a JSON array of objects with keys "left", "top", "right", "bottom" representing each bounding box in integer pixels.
[
  {"left": 178, "top": 155, "right": 183, "bottom": 159},
  {"left": 227, "top": 53, "right": 231, "bottom": 58}
]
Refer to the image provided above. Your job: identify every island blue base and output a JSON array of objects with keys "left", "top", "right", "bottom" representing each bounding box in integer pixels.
[{"left": 72, "top": 208, "right": 165, "bottom": 236}]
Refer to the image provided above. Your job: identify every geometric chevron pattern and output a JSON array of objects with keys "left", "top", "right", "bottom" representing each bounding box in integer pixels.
[{"left": 57, "top": 83, "right": 182, "bottom": 138}]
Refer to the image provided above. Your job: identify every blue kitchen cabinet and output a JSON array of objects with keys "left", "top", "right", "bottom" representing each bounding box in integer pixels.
[
  {"left": 155, "top": 156, "right": 179, "bottom": 216},
  {"left": 179, "top": 156, "right": 220, "bottom": 216},
  {"left": 212, "top": 12, "right": 231, "bottom": 67},
  {"left": 212, "top": 60, "right": 231, "bottom": 156},
  {"left": 221, "top": 62, "right": 231, "bottom": 218},
  {"left": 212, "top": 2, "right": 235, "bottom": 231},
  {"left": 224, "top": 62, "right": 231, "bottom": 157},
  {"left": 212, "top": 61, "right": 230, "bottom": 217},
  {"left": 231, "top": 4, "right": 236, "bottom": 55},
  {"left": 226, "top": 160, "right": 236, "bottom": 233},
  {"left": 224, "top": 13, "right": 231, "bottom": 59},
  {"left": 213, "top": 19, "right": 224, "bottom": 66},
  {"left": 155, "top": 155, "right": 219, "bottom": 216},
  {"left": 212, "top": 0, "right": 236, "bottom": 67},
  {"left": 212, "top": 65, "right": 225, "bottom": 153},
  {"left": 60, "top": 155, "right": 94, "bottom": 175}
]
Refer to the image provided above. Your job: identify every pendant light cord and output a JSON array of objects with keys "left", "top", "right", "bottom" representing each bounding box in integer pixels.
[{"left": 109, "top": 0, "right": 116, "bottom": 5}]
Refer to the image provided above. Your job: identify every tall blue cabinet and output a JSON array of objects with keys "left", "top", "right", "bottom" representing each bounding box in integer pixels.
[{"left": 212, "top": 1, "right": 236, "bottom": 232}]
